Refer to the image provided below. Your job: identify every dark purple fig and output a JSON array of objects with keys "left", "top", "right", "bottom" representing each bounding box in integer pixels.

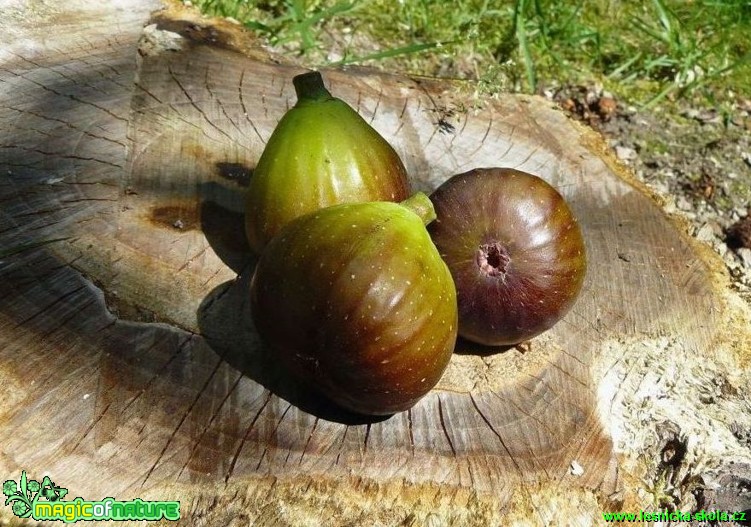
[
  {"left": 245, "top": 71, "right": 411, "bottom": 254},
  {"left": 428, "top": 168, "right": 586, "bottom": 346},
  {"left": 250, "top": 193, "right": 457, "bottom": 415}
]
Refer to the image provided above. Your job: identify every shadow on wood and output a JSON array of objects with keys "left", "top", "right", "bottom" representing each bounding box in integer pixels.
[{"left": 197, "top": 269, "right": 393, "bottom": 425}]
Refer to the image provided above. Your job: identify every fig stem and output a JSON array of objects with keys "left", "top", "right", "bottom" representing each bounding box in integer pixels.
[
  {"left": 293, "top": 71, "right": 333, "bottom": 103},
  {"left": 400, "top": 192, "right": 437, "bottom": 226}
]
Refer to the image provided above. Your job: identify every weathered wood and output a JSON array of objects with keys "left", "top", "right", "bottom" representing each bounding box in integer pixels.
[{"left": 2, "top": 1, "right": 750, "bottom": 525}]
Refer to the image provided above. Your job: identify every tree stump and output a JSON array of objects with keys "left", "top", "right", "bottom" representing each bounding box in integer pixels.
[{"left": 2, "top": 1, "right": 750, "bottom": 525}]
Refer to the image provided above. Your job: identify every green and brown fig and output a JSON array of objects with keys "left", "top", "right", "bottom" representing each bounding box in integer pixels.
[
  {"left": 250, "top": 193, "right": 458, "bottom": 415},
  {"left": 245, "top": 71, "right": 410, "bottom": 254},
  {"left": 428, "top": 168, "right": 587, "bottom": 347}
]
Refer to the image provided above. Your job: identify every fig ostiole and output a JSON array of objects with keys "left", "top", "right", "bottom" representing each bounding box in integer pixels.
[
  {"left": 427, "top": 168, "right": 587, "bottom": 347},
  {"left": 245, "top": 70, "right": 410, "bottom": 254},
  {"left": 250, "top": 193, "right": 458, "bottom": 416}
]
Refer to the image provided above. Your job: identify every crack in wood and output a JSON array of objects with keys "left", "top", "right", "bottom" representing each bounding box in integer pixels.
[
  {"left": 201, "top": 267, "right": 223, "bottom": 288},
  {"left": 168, "top": 65, "right": 246, "bottom": 148},
  {"left": 121, "top": 334, "right": 195, "bottom": 414},
  {"left": 13, "top": 283, "right": 87, "bottom": 328},
  {"left": 176, "top": 242, "right": 210, "bottom": 273},
  {"left": 175, "top": 371, "right": 243, "bottom": 481},
  {"left": 141, "top": 355, "right": 225, "bottom": 487},
  {"left": 489, "top": 390, "right": 560, "bottom": 443},
  {"left": 159, "top": 101, "right": 232, "bottom": 149},
  {"left": 134, "top": 81, "right": 165, "bottom": 105},
  {"left": 468, "top": 393, "right": 546, "bottom": 523},
  {"left": 77, "top": 53, "right": 126, "bottom": 83},
  {"left": 543, "top": 356, "right": 590, "bottom": 390},
  {"left": 398, "top": 97, "right": 409, "bottom": 120},
  {"left": 298, "top": 416, "right": 319, "bottom": 466},
  {"left": 437, "top": 395, "right": 457, "bottom": 457},
  {"left": 60, "top": 197, "right": 119, "bottom": 204},
  {"left": 334, "top": 425, "right": 349, "bottom": 467},
  {"left": 255, "top": 402, "right": 292, "bottom": 472},
  {"left": 238, "top": 68, "right": 267, "bottom": 144},
  {"left": 407, "top": 407, "right": 415, "bottom": 453},
  {"left": 369, "top": 88, "right": 383, "bottom": 126},
  {"left": 71, "top": 402, "right": 112, "bottom": 453},
  {"left": 363, "top": 422, "right": 371, "bottom": 455},
  {"left": 5, "top": 106, "right": 127, "bottom": 148},
  {"left": 204, "top": 67, "right": 251, "bottom": 145},
  {"left": 224, "top": 389, "right": 272, "bottom": 484},
  {"left": 0, "top": 144, "right": 124, "bottom": 169},
  {"left": 2, "top": 60, "right": 128, "bottom": 123},
  {"left": 39, "top": 295, "right": 97, "bottom": 340},
  {"left": 11, "top": 217, "right": 68, "bottom": 236},
  {"left": 524, "top": 368, "right": 589, "bottom": 422},
  {"left": 355, "top": 90, "right": 362, "bottom": 115}
]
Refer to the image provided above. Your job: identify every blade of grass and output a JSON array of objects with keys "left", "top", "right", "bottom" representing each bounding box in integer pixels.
[
  {"left": 641, "top": 80, "right": 678, "bottom": 108},
  {"left": 513, "top": 0, "right": 537, "bottom": 92},
  {"left": 632, "top": 16, "right": 671, "bottom": 44},
  {"left": 607, "top": 52, "right": 644, "bottom": 79},
  {"left": 653, "top": 0, "right": 674, "bottom": 35},
  {"left": 276, "top": 0, "right": 356, "bottom": 51},
  {"left": 327, "top": 41, "right": 448, "bottom": 67},
  {"left": 304, "top": 0, "right": 355, "bottom": 26}
]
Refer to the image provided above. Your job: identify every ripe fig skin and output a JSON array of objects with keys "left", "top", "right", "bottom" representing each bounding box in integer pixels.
[
  {"left": 427, "top": 168, "right": 587, "bottom": 347},
  {"left": 245, "top": 71, "right": 410, "bottom": 254},
  {"left": 250, "top": 193, "right": 458, "bottom": 416}
]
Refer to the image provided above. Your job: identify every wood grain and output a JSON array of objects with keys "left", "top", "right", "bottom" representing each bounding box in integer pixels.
[{"left": 1, "top": 1, "right": 745, "bottom": 525}]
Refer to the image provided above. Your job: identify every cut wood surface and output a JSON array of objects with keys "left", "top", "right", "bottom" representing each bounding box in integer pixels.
[{"left": 2, "top": 1, "right": 750, "bottom": 525}]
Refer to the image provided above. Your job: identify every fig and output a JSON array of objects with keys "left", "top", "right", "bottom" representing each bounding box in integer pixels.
[
  {"left": 245, "top": 71, "right": 410, "bottom": 254},
  {"left": 250, "top": 193, "right": 458, "bottom": 415},
  {"left": 428, "top": 168, "right": 586, "bottom": 346}
]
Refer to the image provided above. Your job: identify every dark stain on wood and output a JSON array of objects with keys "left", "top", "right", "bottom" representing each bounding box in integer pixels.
[
  {"left": 149, "top": 203, "right": 201, "bottom": 231},
  {"left": 215, "top": 161, "right": 253, "bottom": 187}
]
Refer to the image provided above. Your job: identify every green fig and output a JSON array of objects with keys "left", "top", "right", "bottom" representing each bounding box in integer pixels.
[
  {"left": 245, "top": 71, "right": 411, "bottom": 254},
  {"left": 250, "top": 193, "right": 458, "bottom": 415}
]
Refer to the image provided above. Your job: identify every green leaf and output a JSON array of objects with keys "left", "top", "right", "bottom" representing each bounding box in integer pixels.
[
  {"left": 19, "top": 471, "right": 27, "bottom": 498},
  {"left": 39, "top": 476, "right": 67, "bottom": 502},
  {"left": 244, "top": 20, "right": 273, "bottom": 34}
]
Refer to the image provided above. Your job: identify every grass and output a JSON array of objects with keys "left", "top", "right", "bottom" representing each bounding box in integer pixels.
[{"left": 194, "top": 0, "right": 751, "bottom": 108}]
